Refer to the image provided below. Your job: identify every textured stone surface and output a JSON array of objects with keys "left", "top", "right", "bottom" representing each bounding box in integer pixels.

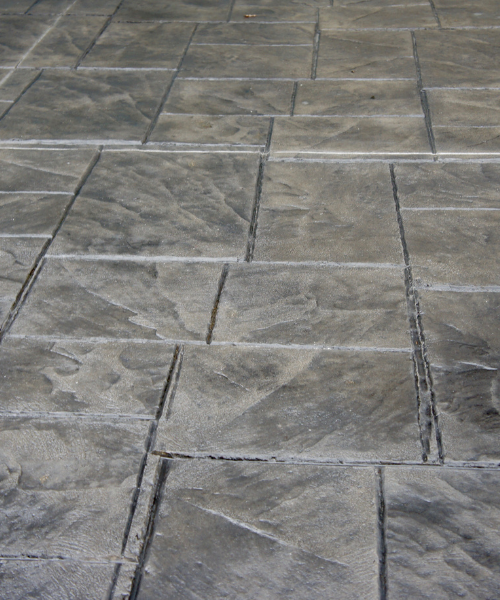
[
  {"left": 0, "top": 237, "right": 44, "bottom": 302},
  {"left": 319, "top": 4, "right": 436, "bottom": 29},
  {"left": 0, "top": 193, "right": 71, "bottom": 235},
  {"left": 0, "top": 16, "right": 53, "bottom": 66},
  {"left": 116, "top": 0, "right": 232, "bottom": 22},
  {"left": 193, "top": 22, "right": 316, "bottom": 44}
]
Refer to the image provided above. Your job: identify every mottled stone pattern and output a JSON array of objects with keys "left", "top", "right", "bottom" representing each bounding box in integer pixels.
[{"left": 0, "top": 0, "right": 499, "bottom": 598}]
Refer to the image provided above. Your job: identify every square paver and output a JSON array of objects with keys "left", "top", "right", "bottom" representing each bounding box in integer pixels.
[
  {"left": 0, "top": 193, "right": 71, "bottom": 236},
  {"left": 156, "top": 345, "right": 421, "bottom": 461},
  {"left": 82, "top": 22, "right": 194, "bottom": 68},
  {"left": 214, "top": 263, "right": 410, "bottom": 348},
  {"left": 115, "top": 0, "right": 232, "bottom": 22},
  {"left": 419, "top": 290, "right": 500, "bottom": 462},
  {"left": 11, "top": 258, "right": 223, "bottom": 340},
  {"left": 316, "top": 31, "right": 415, "bottom": 79},
  {"left": 137, "top": 461, "right": 379, "bottom": 600},
  {"left": 193, "top": 22, "right": 316, "bottom": 44},
  {"left": 254, "top": 161, "right": 403, "bottom": 263},
  {"left": 0, "top": 70, "right": 173, "bottom": 142},
  {"left": 0, "top": 16, "right": 53, "bottom": 66},
  {"left": 319, "top": 4, "right": 437, "bottom": 29},
  {"left": 49, "top": 151, "right": 260, "bottom": 258},
  {"left": 0, "top": 338, "right": 176, "bottom": 415},
  {"left": 386, "top": 467, "right": 500, "bottom": 599},
  {"left": 433, "top": 0, "right": 500, "bottom": 28}
]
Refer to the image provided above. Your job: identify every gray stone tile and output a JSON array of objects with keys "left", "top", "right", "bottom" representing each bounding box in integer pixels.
[
  {"left": 416, "top": 30, "right": 500, "bottom": 88},
  {"left": 0, "top": 560, "right": 117, "bottom": 600},
  {"left": 180, "top": 44, "right": 313, "bottom": 78},
  {"left": 0, "top": 0, "right": 35, "bottom": 13},
  {"left": 115, "top": 0, "right": 232, "bottom": 22},
  {"left": 0, "top": 193, "right": 71, "bottom": 235},
  {"left": 69, "top": 0, "right": 122, "bottom": 14},
  {"left": 0, "top": 148, "right": 96, "bottom": 192},
  {"left": 49, "top": 152, "right": 259, "bottom": 258},
  {"left": 385, "top": 467, "right": 500, "bottom": 599},
  {"left": 214, "top": 264, "right": 410, "bottom": 348},
  {"left": 294, "top": 80, "right": 422, "bottom": 116},
  {"left": 0, "top": 416, "right": 149, "bottom": 558},
  {"left": 0, "top": 70, "right": 173, "bottom": 141},
  {"left": 271, "top": 117, "right": 430, "bottom": 157},
  {"left": 0, "top": 338, "right": 176, "bottom": 415},
  {"left": 0, "top": 69, "right": 39, "bottom": 102},
  {"left": 83, "top": 22, "right": 194, "bottom": 69},
  {"left": 394, "top": 163, "right": 500, "bottom": 209},
  {"left": 28, "top": 0, "right": 72, "bottom": 13},
  {"left": 164, "top": 79, "right": 294, "bottom": 115},
  {"left": 317, "top": 31, "right": 415, "bottom": 79},
  {"left": 254, "top": 162, "right": 403, "bottom": 263},
  {"left": 428, "top": 89, "right": 500, "bottom": 127},
  {"left": 433, "top": 0, "right": 500, "bottom": 28},
  {"left": 230, "top": 0, "right": 319, "bottom": 23},
  {"left": 149, "top": 114, "right": 270, "bottom": 147},
  {"left": 434, "top": 127, "right": 500, "bottom": 155},
  {"left": 419, "top": 290, "right": 500, "bottom": 462},
  {"left": 11, "top": 258, "right": 222, "bottom": 340},
  {"left": 193, "top": 22, "right": 315, "bottom": 44},
  {"left": 403, "top": 210, "right": 500, "bottom": 286},
  {"left": 0, "top": 15, "right": 53, "bottom": 66},
  {"left": 19, "top": 15, "right": 108, "bottom": 67},
  {"left": 138, "top": 461, "right": 379, "bottom": 600},
  {"left": 0, "top": 237, "right": 43, "bottom": 299},
  {"left": 0, "top": 299, "right": 13, "bottom": 325},
  {"left": 319, "top": 4, "right": 437, "bottom": 29},
  {"left": 156, "top": 345, "right": 420, "bottom": 461}
]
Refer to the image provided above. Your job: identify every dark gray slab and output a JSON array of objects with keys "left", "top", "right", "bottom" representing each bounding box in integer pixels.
[
  {"left": 0, "top": 148, "right": 97, "bottom": 192},
  {"left": 19, "top": 15, "right": 108, "bottom": 67},
  {"left": 386, "top": 467, "right": 500, "bottom": 599},
  {"left": 403, "top": 210, "right": 500, "bottom": 286},
  {"left": 156, "top": 345, "right": 420, "bottom": 461},
  {"left": 319, "top": 4, "right": 436, "bottom": 29},
  {"left": 0, "top": 338, "right": 176, "bottom": 415},
  {"left": 394, "top": 163, "right": 500, "bottom": 209},
  {"left": 0, "top": 70, "right": 173, "bottom": 142},
  {"left": 0, "top": 560, "right": 117, "bottom": 600},
  {"left": 115, "top": 0, "right": 232, "bottom": 22},
  {"left": 193, "top": 22, "right": 315, "bottom": 44},
  {"left": 294, "top": 80, "right": 421, "bottom": 116},
  {"left": 0, "top": 16, "right": 53, "bottom": 66},
  {"left": 419, "top": 290, "right": 500, "bottom": 462},
  {"left": 138, "top": 461, "right": 379, "bottom": 600},
  {"left": 434, "top": 0, "right": 500, "bottom": 28},
  {"left": 0, "top": 416, "right": 149, "bottom": 558},
  {"left": 69, "top": 0, "right": 122, "bottom": 14},
  {"left": 0, "top": 69, "right": 39, "bottom": 102},
  {"left": 271, "top": 117, "right": 430, "bottom": 157},
  {"left": 428, "top": 89, "right": 500, "bottom": 127},
  {"left": 0, "top": 237, "right": 43, "bottom": 298},
  {"left": 214, "top": 264, "right": 410, "bottom": 348},
  {"left": 180, "top": 44, "right": 313, "bottom": 78},
  {"left": 83, "top": 22, "right": 194, "bottom": 68},
  {"left": 164, "top": 79, "right": 294, "bottom": 115},
  {"left": 49, "top": 151, "right": 259, "bottom": 258},
  {"left": 11, "top": 258, "right": 222, "bottom": 340},
  {"left": 434, "top": 127, "right": 500, "bottom": 155},
  {"left": 254, "top": 161, "right": 403, "bottom": 263},
  {"left": 416, "top": 30, "right": 500, "bottom": 88},
  {"left": 317, "top": 31, "right": 415, "bottom": 79},
  {"left": 0, "top": 193, "right": 71, "bottom": 235},
  {"left": 230, "top": 1, "right": 319, "bottom": 22}
]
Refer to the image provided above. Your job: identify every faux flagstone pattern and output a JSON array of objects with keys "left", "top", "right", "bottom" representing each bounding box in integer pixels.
[{"left": 0, "top": 0, "right": 499, "bottom": 598}]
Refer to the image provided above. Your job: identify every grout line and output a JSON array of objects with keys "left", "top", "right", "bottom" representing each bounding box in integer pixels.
[
  {"left": 191, "top": 42, "right": 312, "bottom": 47},
  {"left": 376, "top": 467, "right": 388, "bottom": 600},
  {"left": 311, "top": 20, "right": 320, "bottom": 80},
  {"left": 416, "top": 284, "right": 500, "bottom": 293},
  {"left": 0, "top": 410, "right": 154, "bottom": 420},
  {"left": 206, "top": 264, "right": 229, "bottom": 344},
  {"left": 74, "top": 2, "right": 122, "bottom": 69},
  {"left": 142, "top": 24, "right": 199, "bottom": 144},
  {"left": 428, "top": 0, "right": 442, "bottom": 28},
  {"left": 411, "top": 32, "right": 436, "bottom": 156},
  {"left": 402, "top": 207, "right": 500, "bottom": 211},
  {"left": 0, "top": 234, "right": 52, "bottom": 238},
  {"left": 24, "top": 0, "right": 43, "bottom": 13},
  {"left": 0, "top": 70, "right": 42, "bottom": 123}
]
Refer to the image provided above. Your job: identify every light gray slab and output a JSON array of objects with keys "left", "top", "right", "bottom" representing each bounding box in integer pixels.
[
  {"left": 317, "top": 31, "right": 415, "bottom": 79},
  {"left": 0, "top": 69, "right": 39, "bottom": 102},
  {"left": 180, "top": 44, "right": 313, "bottom": 78},
  {"left": 214, "top": 264, "right": 410, "bottom": 348},
  {"left": 0, "top": 148, "right": 97, "bottom": 192},
  {"left": 0, "top": 560, "right": 117, "bottom": 600},
  {"left": 69, "top": 0, "right": 122, "bottom": 14},
  {"left": 164, "top": 79, "right": 294, "bottom": 115},
  {"left": 254, "top": 161, "right": 403, "bottom": 263},
  {"left": 19, "top": 15, "right": 108, "bottom": 67},
  {"left": 319, "top": 4, "right": 436, "bottom": 29},
  {"left": 49, "top": 152, "right": 259, "bottom": 258},
  {"left": 11, "top": 258, "right": 223, "bottom": 340},
  {"left": 0, "top": 0, "right": 35, "bottom": 13},
  {"left": 404, "top": 210, "right": 500, "bottom": 286},
  {"left": 156, "top": 345, "right": 421, "bottom": 461},
  {"left": 0, "top": 15, "right": 54, "bottom": 66},
  {"left": 0, "top": 193, "right": 70, "bottom": 235},
  {"left": 230, "top": 1, "right": 319, "bottom": 22},
  {"left": 434, "top": 0, "right": 500, "bottom": 28},
  {"left": 149, "top": 114, "right": 270, "bottom": 147},
  {"left": 428, "top": 89, "right": 500, "bottom": 127},
  {"left": 419, "top": 290, "right": 500, "bottom": 462},
  {"left": 0, "top": 338, "right": 176, "bottom": 415},
  {"left": 115, "top": 0, "right": 232, "bottom": 21},
  {"left": 0, "top": 237, "right": 43, "bottom": 298},
  {"left": 386, "top": 467, "right": 500, "bottom": 599},
  {"left": 434, "top": 127, "right": 500, "bottom": 155},
  {"left": 83, "top": 22, "right": 194, "bottom": 68},
  {"left": 0, "top": 416, "right": 149, "bottom": 558},
  {"left": 138, "top": 461, "right": 379, "bottom": 600},
  {"left": 193, "top": 22, "right": 316, "bottom": 44},
  {"left": 0, "top": 70, "right": 173, "bottom": 141},
  {"left": 271, "top": 117, "right": 430, "bottom": 157},
  {"left": 294, "top": 80, "right": 421, "bottom": 116},
  {"left": 416, "top": 30, "right": 500, "bottom": 88},
  {"left": 394, "top": 163, "right": 500, "bottom": 209}
]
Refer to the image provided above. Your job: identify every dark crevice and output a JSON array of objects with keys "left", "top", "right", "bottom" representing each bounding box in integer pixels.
[
  {"left": 290, "top": 81, "right": 298, "bottom": 116},
  {"left": 428, "top": 0, "right": 442, "bottom": 28},
  {"left": 226, "top": 0, "right": 236, "bottom": 22},
  {"left": 376, "top": 467, "right": 387, "bottom": 600},
  {"left": 206, "top": 265, "right": 229, "bottom": 344},
  {"left": 311, "top": 21, "right": 320, "bottom": 80},
  {"left": 411, "top": 32, "right": 436, "bottom": 156}
]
